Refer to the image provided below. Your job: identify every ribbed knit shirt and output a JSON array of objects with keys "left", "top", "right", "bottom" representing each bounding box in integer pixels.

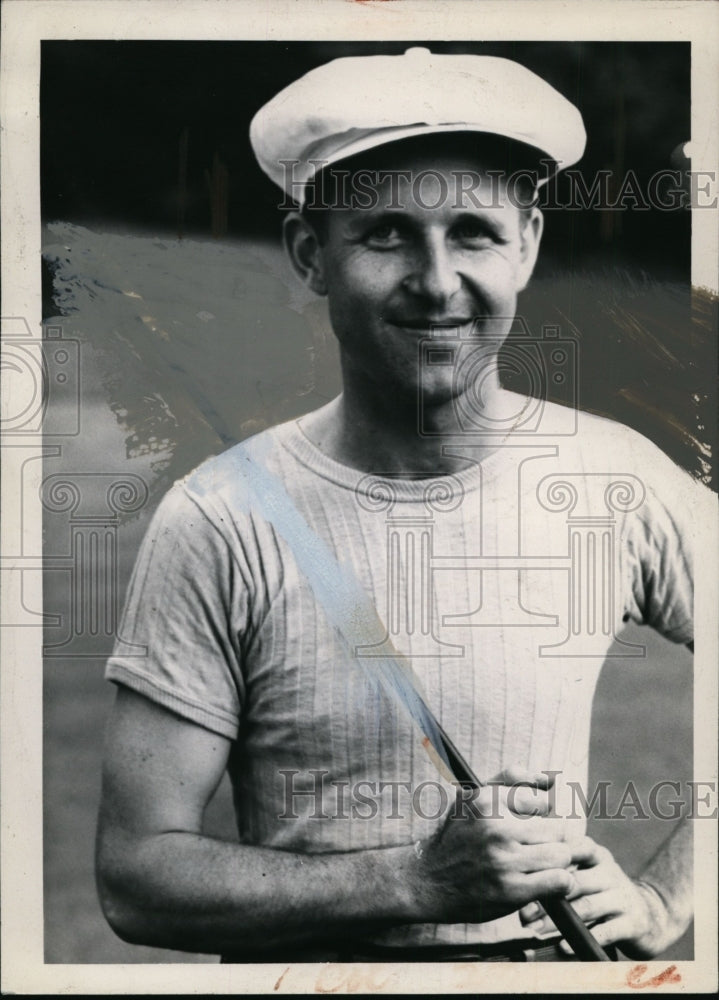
[{"left": 106, "top": 400, "right": 698, "bottom": 948}]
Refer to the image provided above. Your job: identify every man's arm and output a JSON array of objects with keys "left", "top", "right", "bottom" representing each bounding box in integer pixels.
[
  {"left": 96, "top": 687, "right": 577, "bottom": 955},
  {"left": 519, "top": 644, "right": 696, "bottom": 958},
  {"left": 632, "top": 818, "right": 693, "bottom": 955},
  {"left": 96, "top": 687, "right": 416, "bottom": 954},
  {"left": 550, "top": 648, "right": 696, "bottom": 956}
]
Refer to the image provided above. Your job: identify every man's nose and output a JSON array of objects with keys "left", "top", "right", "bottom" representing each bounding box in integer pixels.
[{"left": 402, "top": 237, "right": 463, "bottom": 305}]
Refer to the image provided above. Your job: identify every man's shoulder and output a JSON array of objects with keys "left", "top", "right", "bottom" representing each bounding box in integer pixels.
[
  {"left": 572, "top": 405, "right": 653, "bottom": 454},
  {"left": 553, "top": 402, "right": 712, "bottom": 513},
  {"left": 139, "top": 422, "right": 301, "bottom": 551},
  {"left": 179, "top": 420, "right": 299, "bottom": 498},
  {"left": 504, "top": 394, "right": 665, "bottom": 468},
  {"left": 548, "top": 401, "right": 676, "bottom": 469}
]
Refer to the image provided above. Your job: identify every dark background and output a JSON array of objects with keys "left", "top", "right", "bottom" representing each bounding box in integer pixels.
[{"left": 41, "top": 40, "right": 691, "bottom": 278}]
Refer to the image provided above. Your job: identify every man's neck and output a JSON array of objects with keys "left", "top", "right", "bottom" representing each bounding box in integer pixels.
[{"left": 298, "top": 380, "right": 521, "bottom": 478}]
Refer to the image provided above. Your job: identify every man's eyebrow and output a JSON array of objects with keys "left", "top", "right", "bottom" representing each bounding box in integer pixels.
[
  {"left": 450, "top": 210, "right": 507, "bottom": 233},
  {"left": 343, "top": 209, "right": 412, "bottom": 234},
  {"left": 343, "top": 207, "right": 508, "bottom": 235}
]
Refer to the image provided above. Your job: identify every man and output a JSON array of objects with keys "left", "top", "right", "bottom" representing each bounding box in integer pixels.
[{"left": 96, "top": 49, "right": 699, "bottom": 962}]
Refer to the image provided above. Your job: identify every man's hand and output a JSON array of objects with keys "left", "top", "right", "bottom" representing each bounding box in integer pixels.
[
  {"left": 414, "top": 767, "right": 577, "bottom": 925},
  {"left": 519, "top": 834, "right": 689, "bottom": 958}
]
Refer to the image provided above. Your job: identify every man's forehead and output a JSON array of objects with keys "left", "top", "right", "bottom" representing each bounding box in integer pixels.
[{"left": 309, "top": 142, "right": 534, "bottom": 218}]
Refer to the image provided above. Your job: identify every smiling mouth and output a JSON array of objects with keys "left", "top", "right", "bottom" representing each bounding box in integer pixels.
[{"left": 391, "top": 318, "right": 477, "bottom": 332}]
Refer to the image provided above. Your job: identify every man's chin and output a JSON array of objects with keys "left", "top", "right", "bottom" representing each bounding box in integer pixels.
[{"left": 415, "top": 379, "right": 473, "bottom": 422}]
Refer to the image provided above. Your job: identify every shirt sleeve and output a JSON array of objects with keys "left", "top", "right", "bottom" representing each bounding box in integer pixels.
[
  {"left": 105, "top": 482, "right": 249, "bottom": 739},
  {"left": 622, "top": 438, "right": 714, "bottom": 645}
]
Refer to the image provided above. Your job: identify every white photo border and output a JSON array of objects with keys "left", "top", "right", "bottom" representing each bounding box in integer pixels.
[{"left": 1, "top": 0, "right": 717, "bottom": 993}]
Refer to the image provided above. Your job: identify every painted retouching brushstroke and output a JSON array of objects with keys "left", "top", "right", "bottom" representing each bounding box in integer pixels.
[
  {"left": 187, "top": 437, "right": 610, "bottom": 960},
  {"left": 42, "top": 224, "right": 716, "bottom": 498},
  {"left": 187, "top": 439, "right": 454, "bottom": 778}
]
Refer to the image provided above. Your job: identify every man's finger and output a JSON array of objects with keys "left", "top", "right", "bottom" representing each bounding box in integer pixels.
[
  {"left": 569, "top": 888, "right": 625, "bottom": 924},
  {"left": 580, "top": 915, "right": 630, "bottom": 948},
  {"left": 473, "top": 785, "right": 553, "bottom": 819},
  {"left": 518, "top": 841, "right": 573, "bottom": 874},
  {"left": 519, "top": 901, "right": 546, "bottom": 925},
  {"left": 508, "top": 784, "right": 555, "bottom": 816},
  {"left": 521, "top": 866, "right": 577, "bottom": 902},
  {"left": 507, "top": 815, "right": 570, "bottom": 844},
  {"left": 488, "top": 765, "right": 555, "bottom": 789},
  {"left": 524, "top": 915, "right": 559, "bottom": 938},
  {"left": 568, "top": 835, "right": 609, "bottom": 868},
  {"left": 565, "top": 864, "right": 616, "bottom": 900}
]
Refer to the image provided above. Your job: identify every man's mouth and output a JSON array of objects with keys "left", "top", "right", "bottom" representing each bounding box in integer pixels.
[{"left": 390, "top": 317, "right": 478, "bottom": 332}]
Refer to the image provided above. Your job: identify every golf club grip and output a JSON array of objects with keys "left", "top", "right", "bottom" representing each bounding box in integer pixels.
[
  {"left": 541, "top": 896, "right": 610, "bottom": 962},
  {"left": 434, "top": 720, "right": 611, "bottom": 962}
]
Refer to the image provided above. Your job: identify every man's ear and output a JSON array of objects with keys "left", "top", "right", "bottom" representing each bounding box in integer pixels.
[
  {"left": 282, "top": 212, "right": 327, "bottom": 296},
  {"left": 515, "top": 207, "right": 544, "bottom": 293}
]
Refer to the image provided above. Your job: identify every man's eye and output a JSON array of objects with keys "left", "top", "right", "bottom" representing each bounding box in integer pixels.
[
  {"left": 365, "top": 224, "right": 403, "bottom": 246},
  {"left": 453, "top": 221, "right": 494, "bottom": 241}
]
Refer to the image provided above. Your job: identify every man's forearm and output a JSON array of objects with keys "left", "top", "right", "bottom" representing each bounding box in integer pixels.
[
  {"left": 98, "top": 829, "right": 420, "bottom": 955},
  {"left": 634, "top": 817, "right": 693, "bottom": 953},
  {"left": 97, "top": 772, "right": 582, "bottom": 955}
]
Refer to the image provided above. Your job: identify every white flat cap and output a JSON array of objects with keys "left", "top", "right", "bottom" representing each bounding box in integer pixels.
[{"left": 250, "top": 48, "right": 586, "bottom": 205}]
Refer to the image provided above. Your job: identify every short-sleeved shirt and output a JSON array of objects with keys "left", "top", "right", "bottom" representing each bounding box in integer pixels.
[{"left": 106, "top": 399, "right": 701, "bottom": 948}]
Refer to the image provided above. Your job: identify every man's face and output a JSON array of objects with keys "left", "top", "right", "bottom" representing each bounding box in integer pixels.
[{"left": 302, "top": 149, "right": 543, "bottom": 407}]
